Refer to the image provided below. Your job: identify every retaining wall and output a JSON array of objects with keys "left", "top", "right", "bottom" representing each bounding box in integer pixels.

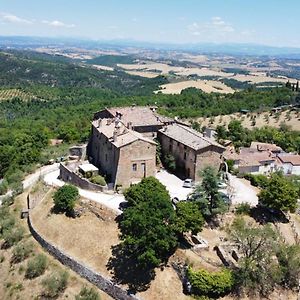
[
  {"left": 59, "top": 163, "right": 107, "bottom": 192},
  {"left": 28, "top": 214, "right": 139, "bottom": 300}
]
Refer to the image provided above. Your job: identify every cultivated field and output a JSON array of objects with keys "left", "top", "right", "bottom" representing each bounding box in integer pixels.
[
  {"left": 117, "top": 61, "right": 298, "bottom": 86},
  {"left": 195, "top": 109, "right": 300, "bottom": 131},
  {"left": 156, "top": 80, "right": 235, "bottom": 94},
  {"left": 92, "top": 64, "right": 114, "bottom": 71},
  {"left": 0, "top": 89, "right": 36, "bottom": 101}
]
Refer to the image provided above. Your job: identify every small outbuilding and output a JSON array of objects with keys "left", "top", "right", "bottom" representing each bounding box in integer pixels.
[{"left": 78, "top": 163, "right": 99, "bottom": 178}]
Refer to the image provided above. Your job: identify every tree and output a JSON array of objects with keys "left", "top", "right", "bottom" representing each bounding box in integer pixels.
[
  {"left": 276, "top": 244, "right": 300, "bottom": 290},
  {"left": 174, "top": 201, "right": 204, "bottom": 235},
  {"left": 120, "top": 177, "right": 177, "bottom": 268},
  {"left": 53, "top": 185, "right": 79, "bottom": 214},
  {"left": 216, "top": 125, "right": 227, "bottom": 141},
  {"left": 258, "top": 173, "right": 298, "bottom": 212},
  {"left": 227, "top": 218, "right": 281, "bottom": 296},
  {"left": 188, "top": 168, "right": 228, "bottom": 222},
  {"left": 228, "top": 120, "right": 245, "bottom": 144}
]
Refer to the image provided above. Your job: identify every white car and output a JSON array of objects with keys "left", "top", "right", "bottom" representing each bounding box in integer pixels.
[{"left": 183, "top": 178, "right": 194, "bottom": 188}]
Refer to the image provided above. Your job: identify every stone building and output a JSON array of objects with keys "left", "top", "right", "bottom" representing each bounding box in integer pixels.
[
  {"left": 93, "top": 106, "right": 173, "bottom": 138},
  {"left": 158, "top": 123, "right": 225, "bottom": 181},
  {"left": 87, "top": 117, "right": 157, "bottom": 188}
]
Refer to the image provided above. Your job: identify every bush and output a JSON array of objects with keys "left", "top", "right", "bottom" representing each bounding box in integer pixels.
[
  {"left": 25, "top": 254, "right": 47, "bottom": 279},
  {"left": 3, "top": 226, "right": 24, "bottom": 248},
  {"left": 188, "top": 267, "right": 234, "bottom": 298},
  {"left": 12, "top": 241, "right": 34, "bottom": 264},
  {"left": 0, "top": 212, "right": 15, "bottom": 237},
  {"left": 0, "top": 179, "right": 9, "bottom": 195},
  {"left": 42, "top": 271, "right": 68, "bottom": 298},
  {"left": 90, "top": 175, "right": 106, "bottom": 186},
  {"left": 243, "top": 174, "right": 269, "bottom": 189},
  {"left": 53, "top": 185, "right": 79, "bottom": 213},
  {"left": 75, "top": 286, "right": 100, "bottom": 300},
  {"left": 235, "top": 202, "right": 251, "bottom": 215}
]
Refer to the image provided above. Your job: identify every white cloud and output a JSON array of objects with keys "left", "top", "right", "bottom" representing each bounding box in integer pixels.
[
  {"left": 42, "top": 20, "right": 75, "bottom": 28},
  {"left": 187, "top": 17, "right": 235, "bottom": 36},
  {"left": 0, "top": 13, "right": 33, "bottom": 24}
]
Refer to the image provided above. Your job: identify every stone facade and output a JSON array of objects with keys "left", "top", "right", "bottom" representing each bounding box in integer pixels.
[
  {"left": 87, "top": 119, "right": 156, "bottom": 188},
  {"left": 158, "top": 124, "right": 225, "bottom": 181}
]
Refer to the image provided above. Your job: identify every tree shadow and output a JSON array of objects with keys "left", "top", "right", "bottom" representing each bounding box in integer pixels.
[
  {"left": 250, "top": 206, "right": 289, "bottom": 224},
  {"left": 106, "top": 243, "right": 156, "bottom": 294}
]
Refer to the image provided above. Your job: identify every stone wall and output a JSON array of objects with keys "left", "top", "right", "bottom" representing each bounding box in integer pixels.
[
  {"left": 59, "top": 163, "right": 107, "bottom": 192},
  {"left": 27, "top": 214, "right": 140, "bottom": 300}
]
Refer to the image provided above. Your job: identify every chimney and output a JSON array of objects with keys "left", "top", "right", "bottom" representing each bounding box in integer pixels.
[
  {"left": 113, "top": 130, "right": 118, "bottom": 142},
  {"left": 97, "top": 119, "right": 102, "bottom": 128},
  {"left": 127, "top": 122, "right": 132, "bottom": 130}
]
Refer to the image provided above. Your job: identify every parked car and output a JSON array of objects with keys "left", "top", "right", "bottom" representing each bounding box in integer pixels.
[
  {"left": 183, "top": 178, "right": 194, "bottom": 188},
  {"left": 118, "top": 201, "right": 129, "bottom": 211}
]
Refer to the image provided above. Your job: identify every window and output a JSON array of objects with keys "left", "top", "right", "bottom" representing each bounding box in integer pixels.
[
  {"left": 105, "top": 154, "right": 108, "bottom": 162},
  {"left": 184, "top": 152, "right": 187, "bottom": 160},
  {"left": 169, "top": 144, "right": 173, "bottom": 152},
  {"left": 132, "top": 163, "right": 137, "bottom": 171}
]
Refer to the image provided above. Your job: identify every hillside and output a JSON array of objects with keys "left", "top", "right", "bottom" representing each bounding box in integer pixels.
[{"left": 0, "top": 51, "right": 167, "bottom": 97}]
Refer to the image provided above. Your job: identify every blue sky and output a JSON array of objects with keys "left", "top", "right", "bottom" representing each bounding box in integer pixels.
[{"left": 0, "top": 0, "right": 299, "bottom": 47}]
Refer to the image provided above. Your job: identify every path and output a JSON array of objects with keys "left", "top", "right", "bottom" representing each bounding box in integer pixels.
[
  {"left": 44, "top": 170, "right": 123, "bottom": 214},
  {"left": 228, "top": 174, "right": 259, "bottom": 206}
]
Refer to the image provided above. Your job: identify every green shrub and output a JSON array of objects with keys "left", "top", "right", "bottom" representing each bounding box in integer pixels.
[
  {"left": 25, "top": 254, "right": 47, "bottom": 279},
  {"left": 75, "top": 286, "right": 100, "bottom": 300},
  {"left": 53, "top": 185, "right": 79, "bottom": 213},
  {"left": 235, "top": 202, "right": 251, "bottom": 215},
  {"left": 0, "top": 179, "right": 9, "bottom": 195},
  {"left": 188, "top": 267, "right": 234, "bottom": 298},
  {"left": 90, "top": 175, "right": 106, "bottom": 186},
  {"left": 243, "top": 174, "right": 269, "bottom": 189},
  {"left": 12, "top": 241, "right": 34, "bottom": 264},
  {"left": 3, "top": 226, "right": 24, "bottom": 248},
  {"left": 0, "top": 213, "right": 15, "bottom": 237},
  {"left": 42, "top": 271, "right": 69, "bottom": 298}
]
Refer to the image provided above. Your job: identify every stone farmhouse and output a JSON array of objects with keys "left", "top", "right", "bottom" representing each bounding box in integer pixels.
[
  {"left": 87, "top": 117, "right": 157, "bottom": 188},
  {"left": 158, "top": 123, "right": 225, "bottom": 181},
  {"left": 87, "top": 106, "right": 226, "bottom": 188},
  {"left": 93, "top": 106, "right": 173, "bottom": 138}
]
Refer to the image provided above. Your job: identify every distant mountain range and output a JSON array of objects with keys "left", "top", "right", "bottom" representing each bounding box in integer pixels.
[{"left": 1, "top": 35, "right": 300, "bottom": 58}]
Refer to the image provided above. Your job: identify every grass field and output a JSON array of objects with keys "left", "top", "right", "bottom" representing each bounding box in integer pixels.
[{"left": 0, "top": 187, "right": 112, "bottom": 300}]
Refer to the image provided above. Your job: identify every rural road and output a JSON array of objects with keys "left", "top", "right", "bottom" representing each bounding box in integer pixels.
[
  {"left": 44, "top": 170, "right": 124, "bottom": 213},
  {"left": 228, "top": 174, "right": 259, "bottom": 206}
]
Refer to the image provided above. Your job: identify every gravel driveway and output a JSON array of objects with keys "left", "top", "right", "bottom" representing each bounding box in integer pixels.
[{"left": 155, "top": 170, "right": 193, "bottom": 200}]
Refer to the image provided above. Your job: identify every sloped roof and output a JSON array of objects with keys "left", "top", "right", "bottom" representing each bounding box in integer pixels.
[
  {"left": 105, "top": 106, "right": 172, "bottom": 127},
  {"left": 159, "top": 123, "right": 225, "bottom": 152},
  {"left": 250, "top": 142, "right": 283, "bottom": 153},
  {"left": 92, "top": 118, "right": 156, "bottom": 148},
  {"left": 278, "top": 154, "right": 300, "bottom": 166}
]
